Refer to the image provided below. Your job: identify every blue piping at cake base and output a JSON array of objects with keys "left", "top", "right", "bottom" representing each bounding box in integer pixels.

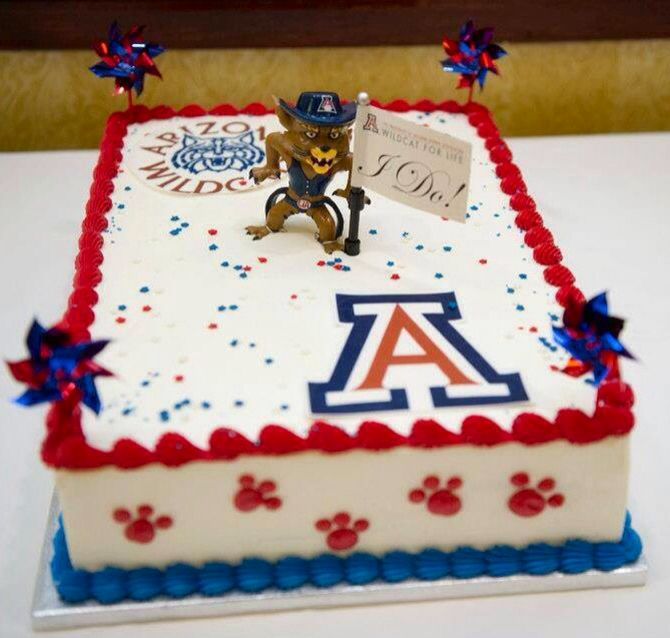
[{"left": 51, "top": 513, "right": 643, "bottom": 604}]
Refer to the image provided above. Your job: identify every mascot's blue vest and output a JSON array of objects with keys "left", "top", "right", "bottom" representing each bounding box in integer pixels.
[{"left": 287, "top": 162, "right": 333, "bottom": 198}]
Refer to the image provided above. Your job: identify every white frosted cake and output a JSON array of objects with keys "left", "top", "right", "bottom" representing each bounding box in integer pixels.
[{"left": 29, "top": 99, "right": 640, "bottom": 603}]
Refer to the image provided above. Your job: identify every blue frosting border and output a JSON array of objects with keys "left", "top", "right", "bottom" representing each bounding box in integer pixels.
[{"left": 51, "top": 514, "right": 642, "bottom": 604}]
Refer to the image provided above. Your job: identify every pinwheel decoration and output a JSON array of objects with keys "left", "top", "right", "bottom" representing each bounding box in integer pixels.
[
  {"left": 552, "top": 292, "right": 634, "bottom": 386},
  {"left": 7, "top": 320, "right": 112, "bottom": 414},
  {"left": 90, "top": 22, "right": 165, "bottom": 108},
  {"left": 441, "top": 20, "right": 507, "bottom": 102}
]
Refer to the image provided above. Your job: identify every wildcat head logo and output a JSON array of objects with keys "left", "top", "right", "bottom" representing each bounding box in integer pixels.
[
  {"left": 127, "top": 116, "right": 280, "bottom": 195},
  {"left": 309, "top": 293, "right": 528, "bottom": 414},
  {"left": 172, "top": 131, "right": 264, "bottom": 174}
]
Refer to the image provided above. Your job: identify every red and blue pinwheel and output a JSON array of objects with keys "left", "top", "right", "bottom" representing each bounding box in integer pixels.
[
  {"left": 7, "top": 320, "right": 112, "bottom": 414},
  {"left": 552, "top": 292, "right": 634, "bottom": 386},
  {"left": 90, "top": 22, "right": 165, "bottom": 106},
  {"left": 441, "top": 20, "right": 507, "bottom": 101}
]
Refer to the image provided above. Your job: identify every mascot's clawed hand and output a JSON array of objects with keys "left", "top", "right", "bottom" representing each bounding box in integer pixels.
[{"left": 245, "top": 92, "right": 356, "bottom": 254}]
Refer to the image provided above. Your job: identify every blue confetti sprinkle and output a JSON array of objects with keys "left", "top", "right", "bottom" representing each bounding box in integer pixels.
[
  {"left": 280, "top": 404, "right": 289, "bottom": 411},
  {"left": 369, "top": 229, "right": 378, "bottom": 235},
  {"left": 220, "top": 261, "right": 229, "bottom": 267},
  {"left": 230, "top": 339, "right": 239, "bottom": 347},
  {"left": 117, "top": 203, "right": 125, "bottom": 210},
  {"left": 159, "top": 410, "right": 170, "bottom": 422},
  {"left": 218, "top": 305, "right": 226, "bottom": 311},
  {"left": 229, "top": 304, "right": 238, "bottom": 310},
  {"left": 201, "top": 401, "right": 211, "bottom": 409},
  {"left": 139, "top": 286, "right": 150, "bottom": 293},
  {"left": 402, "top": 231, "right": 409, "bottom": 238},
  {"left": 342, "top": 265, "right": 351, "bottom": 272},
  {"left": 141, "top": 380, "right": 150, "bottom": 387},
  {"left": 334, "top": 258, "right": 342, "bottom": 263},
  {"left": 387, "top": 260, "right": 395, "bottom": 267},
  {"left": 239, "top": 272, "right": 248, "bottom": 279},
  {"left": 249, "top": 342, "right": 256, "bottom": 348},
  {"left": 507, "top": 287, "right": 514, "bottom": 294},
  {"left": 121, "top": 407, "right": 134, "bottom": 416},
  {"left": 415, "top": 244, "right": 424, "bottom": 251},
  {"left": 435, "top": 273, "right": 443, "bottom": 279},
  {"left": 549, "top": 313, "right": 559, "bottom": 321},
  {"left": 470, "top": 205, "right": 479, "bottom": 211},
  {"left": 181, "top": 222, "right": 189, "bottom": 228},
  {"left": 443, "top": 245, "right": 452, "bottom": 252},
  {"left": 169, "top": 228, "right": 181, "bottom": 236},
  {"left": 170, "top": 215, "right": 179, "bottom": 222},
  {"left": 209, "top": 244, "right": 218, "bottom": 251},
  {"left": 233, "top": 265, "right": 242, "bottom": 271},
  {"left": 519, "top": 273, "right": 528, "bottom": 280},
  {"left": 234, "top": 400, "right": 244, "bottom": 407},
  {"left": 265, "top": 358, "right": 274, "bottom": 365},
  {"left": 118, "top": 304, "right": 127, "bottom": 311},
  {"left": 516, "top": 304, "right": 525, "bottom": 311},
  {"left": 124, "top": 186, "right": 131, "bottom": 191}
]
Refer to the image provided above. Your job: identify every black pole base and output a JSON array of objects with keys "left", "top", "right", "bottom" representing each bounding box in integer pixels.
[{"left": 344, "top": 238, "right": 361, "bottom": 256}]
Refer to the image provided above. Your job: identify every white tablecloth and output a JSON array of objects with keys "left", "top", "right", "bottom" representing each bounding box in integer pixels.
[{"left": 0, "top": 131, "right": 668, "bottom": 637}]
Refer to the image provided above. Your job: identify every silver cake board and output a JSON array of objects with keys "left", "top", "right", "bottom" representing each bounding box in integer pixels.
[{"left": 32, "top": 495, "right": 647, "bottom": 631}]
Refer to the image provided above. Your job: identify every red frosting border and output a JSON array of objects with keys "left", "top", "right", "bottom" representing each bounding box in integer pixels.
[{"left": 43, "top": 99, "right": 635, "bottom": 470}]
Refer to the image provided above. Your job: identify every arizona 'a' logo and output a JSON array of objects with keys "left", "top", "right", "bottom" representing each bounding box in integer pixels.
[
  {"left": 317, "top": 95, "right": 337, "bottom": 113},
  {"left": 309, "top": 293, "right": 527, "bottom": 414}
]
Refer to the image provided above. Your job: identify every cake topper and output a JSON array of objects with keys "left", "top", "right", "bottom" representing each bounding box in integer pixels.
[
  {"left": 89, "top": 21, "right": 165, "bottom": 110},
  {"left": 552, "top": 292, "right": 634, "bottom": 386},
  {"left": 7, "top": 320, "right": 112, "bottom": 414},
  {"left": 245, "top": 91, "right": 369, "bottom": 255},
  {"left": 441, "top": 20, "right": 507, "bottom": 103}
]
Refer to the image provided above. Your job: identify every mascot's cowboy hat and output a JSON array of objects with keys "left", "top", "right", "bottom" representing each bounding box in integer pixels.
[{"left": 277, "top": 91, "right": 356, "bottom": 126}]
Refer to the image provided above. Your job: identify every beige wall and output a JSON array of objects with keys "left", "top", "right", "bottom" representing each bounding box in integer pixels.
[{"left": 1, "top": 39, "right": 669, "bottom": 151}]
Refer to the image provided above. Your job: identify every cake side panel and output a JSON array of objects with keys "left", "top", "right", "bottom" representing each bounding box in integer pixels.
[{"left": 56, "top": 438, "right": 629, "bottom": 571}]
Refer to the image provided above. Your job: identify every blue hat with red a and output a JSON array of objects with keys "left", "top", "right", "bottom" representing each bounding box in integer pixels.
[{"left": 278, "top": 92, "right": 356, "bottom": 126}]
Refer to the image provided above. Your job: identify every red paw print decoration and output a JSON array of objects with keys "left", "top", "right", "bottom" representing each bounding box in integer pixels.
[
  {"left": 508, "top": 472, "right": 565, "bottom": 517},
  {"left": 315, "top": 512, "right": 369, "bottom": 551},
  {"left": 112, "top": 504, "right": 173, "bottom": 543},
  {"left": 409, "top": 475, "right": 462, "bottom": 516},
  {"left": 234, "top": 474, "right": 282, "bottom": 512}
]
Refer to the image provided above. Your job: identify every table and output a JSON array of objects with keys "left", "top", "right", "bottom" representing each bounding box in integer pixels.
[{"left": 1, "top": 132, "right": 668, "bottom": 637}]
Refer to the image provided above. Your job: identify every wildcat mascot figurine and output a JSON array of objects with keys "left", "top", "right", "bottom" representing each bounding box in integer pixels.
[{"left": 246, "top": 91, "right": 362, "bottom": 254}]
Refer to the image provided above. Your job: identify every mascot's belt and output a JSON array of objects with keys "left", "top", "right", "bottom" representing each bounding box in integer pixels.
[{"left": 283, "top": 192, "right": 326, "bottom": 212}]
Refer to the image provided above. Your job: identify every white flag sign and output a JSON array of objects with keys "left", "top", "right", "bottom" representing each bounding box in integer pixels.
[{"left": 352, "top": 104, "right": 472, "bottom": 221}]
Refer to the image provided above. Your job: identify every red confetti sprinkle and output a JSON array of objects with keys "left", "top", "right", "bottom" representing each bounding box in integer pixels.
[
  {"left": 334, "top": 264, "right": 343, "bottom": 270},
  {"left": 290, "top": 294, "right": 298, "bottom": 300},
  {"left": 208, "top": 229, "right": 218, "bottom": 235},
  {"left": 390, "top": 273, "right": 400, "bottom": 280},
  {"left": 529, "top": 326, "right": 538, "bottom": 333},
  {"left": 479, "top": 259, "right": 488, "bottom": 265},
  {"left": 116, "top": 317, "right": 126, "bottom": 324},
  {"left": 258, "top": 257, "right": 267, "bottom": 264},
  {"left": 316, "top": 260, "right": 326, "bottom": 267},
  {"left": 142, "top": 305, "right": 151, "bottom": 312},
  {"left": 208, "top": 323, "right": 218, "bottom": 330},
  {"left": 243, "top": 266, "right": 252, "bottom": 272},
  {"left": 174, "top": 375, "right": 184, "bottom": 382}
]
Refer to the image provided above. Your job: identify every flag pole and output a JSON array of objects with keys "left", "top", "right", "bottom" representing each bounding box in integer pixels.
[{"left": 344, "top": 92, "right": 370, "bottom": 257}]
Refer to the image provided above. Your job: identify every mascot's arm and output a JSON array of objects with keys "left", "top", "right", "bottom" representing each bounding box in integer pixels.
[
  {"left": 250, "top": 132, "right": 290, "bottom": 183},
  {"left": 333, "top": 154, "right": 370, "bottom": 204}
]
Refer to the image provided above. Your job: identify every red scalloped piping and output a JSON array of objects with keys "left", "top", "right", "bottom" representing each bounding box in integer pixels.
[{"left": 43, "top": 100, "right": 634, "bottom": 470}]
